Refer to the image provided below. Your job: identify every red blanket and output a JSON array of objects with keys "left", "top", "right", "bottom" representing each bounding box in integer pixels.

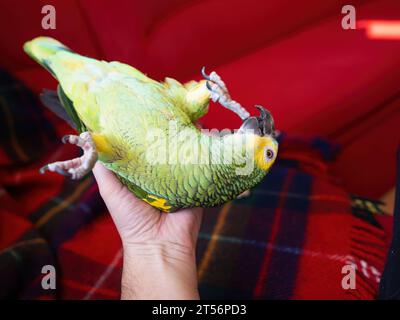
[{"left": 0, "top": 70, "right": 392, "bottom": 299}]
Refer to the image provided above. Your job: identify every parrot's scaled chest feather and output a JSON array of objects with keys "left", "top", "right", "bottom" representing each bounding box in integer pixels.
[{"left": 24, "top": 37, "right": 278, "bottom": 212}]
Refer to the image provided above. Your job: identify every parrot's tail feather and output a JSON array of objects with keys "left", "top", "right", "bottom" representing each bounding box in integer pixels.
[
  {"left": 23, "top": 37, "right": 72, "bottom": 76},
  {"left": 40, "top": 89, "right": 77, "bottom": 129},
  {"left": 24, "top": 37, "right": 85, "bottom": 133}
]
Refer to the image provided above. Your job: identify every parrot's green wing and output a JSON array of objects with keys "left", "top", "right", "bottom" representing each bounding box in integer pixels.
[{"left": 57, "top": 85, "right": 86, "bottom": 133}]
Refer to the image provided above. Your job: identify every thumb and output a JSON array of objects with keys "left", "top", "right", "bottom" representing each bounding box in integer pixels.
[
  {"left": 92, "top": 162, "right": 124, "bottom": 200},
  {"left": 92, "top": 162, "right": 157, "bottom": 231},
  {"left": 92, "top": 162, "right": 146, "bottom": 211}
]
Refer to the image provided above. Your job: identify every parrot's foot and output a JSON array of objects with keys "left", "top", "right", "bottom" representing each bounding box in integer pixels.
[
  {"left": 201, "top": 67, "right": 250, "bottom": 120},
  {"left": 40, "top": 132, "right": 98, "bottom": 180}
]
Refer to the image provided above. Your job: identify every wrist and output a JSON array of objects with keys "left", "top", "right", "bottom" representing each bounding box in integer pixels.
[
  {"left": 121, "top": 242, "right": 199, "bottom": 300},
  {"left": 123, "top": 241, "right": 196, "bottom": 261}
]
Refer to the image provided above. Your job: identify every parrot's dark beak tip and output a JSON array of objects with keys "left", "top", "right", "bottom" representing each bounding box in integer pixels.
[
  {"left": 238, "top": 105, "right": 276, "bottom": 137},
  {"left": 254, "top": 105, "right": 275, "bottom": 137}
]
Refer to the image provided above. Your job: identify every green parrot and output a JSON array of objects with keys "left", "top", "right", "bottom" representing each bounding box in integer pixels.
[{"left": 24, "top": 37, "right": 278, "bottom": 212}]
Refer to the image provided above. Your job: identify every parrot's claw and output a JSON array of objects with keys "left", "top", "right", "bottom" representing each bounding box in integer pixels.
[
  {"left": 201, "top": 67, "right": 229, "bottom": 95},
  {"left": 201, "top": 66, "right": 211, "bottom": 81},
  {"left": 61, "top": 134, "right": 71, "bottom": 144},
  {"left": 201, "top": 67, "right": 250, "bottom": 120},
  {"left": 39, "top": 132, "right": 98, "bottom": 180},
  {"left": 205, "top": 80, "right": 212, "bottom": 91},
  {"left": 39, "top": 164, "right": 73, "bottom": 178}
]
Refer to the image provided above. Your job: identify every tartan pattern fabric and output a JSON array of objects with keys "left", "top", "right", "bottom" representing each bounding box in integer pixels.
[{"left": 0, "top": 70, "right": 392, "bottom": 300}]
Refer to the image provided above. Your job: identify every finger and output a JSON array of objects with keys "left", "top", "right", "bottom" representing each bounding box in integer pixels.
[
  {"left": 92, "top": 162, "right": 155, "bottom": 218},
  {"left": 184, "top": 207, "right": 204, "bottom": 233},
  {"left": 92, "top": 162, "right": 124, "bottom": 200}
]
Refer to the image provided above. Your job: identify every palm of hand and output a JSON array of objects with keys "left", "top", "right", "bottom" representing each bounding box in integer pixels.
[{"left": 92, "top": 163, "right": 203, "bottom": 249}]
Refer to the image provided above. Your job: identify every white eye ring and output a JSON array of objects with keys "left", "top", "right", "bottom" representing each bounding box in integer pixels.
[{"left": 265, "top": 147, "right": 274, "bottom": 161}]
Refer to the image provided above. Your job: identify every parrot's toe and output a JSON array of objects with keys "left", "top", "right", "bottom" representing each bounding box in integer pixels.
[
  {"left": 39, "top": 163, "right": 73, "bottom": 178},
  {"left": 39, "top": 131, "right": 98, "bottom": 180},
  {"left": 201, "top": 67, "right": 228, "bottom": 94},
  {"left": 201, "top": 67, "right": 250, "bottom": 120},
  {"left": 61, "top": 134, "right": 71, "bottom": 144},
  {"left": 39, "top": 164, "right": 48, "bottom": 174}
]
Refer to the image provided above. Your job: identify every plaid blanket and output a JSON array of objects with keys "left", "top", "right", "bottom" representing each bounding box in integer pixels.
[{"left": 0, "top": 70, "right": 393, "bottom": 300}]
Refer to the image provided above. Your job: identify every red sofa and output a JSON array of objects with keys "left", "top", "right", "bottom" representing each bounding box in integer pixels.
[{"left": 0, "top": 0, "right": 399, "bottom": 197}]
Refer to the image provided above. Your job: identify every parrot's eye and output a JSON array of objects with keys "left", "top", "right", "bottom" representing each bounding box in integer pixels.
[{"left": 265, "top": 148, "right": 274, "bottom": 161}]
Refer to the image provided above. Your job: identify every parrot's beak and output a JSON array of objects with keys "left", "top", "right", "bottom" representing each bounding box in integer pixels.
[{"left": 238, "top": 105, "right": 275, "bottom": 137}]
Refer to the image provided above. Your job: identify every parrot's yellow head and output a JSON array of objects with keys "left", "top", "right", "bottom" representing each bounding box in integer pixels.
[
  {"left": 252, "top": 135, "right": 278, "bottom": 171},
  {"left": 237, "top": 105, "right": 278, "bottom": 172}
]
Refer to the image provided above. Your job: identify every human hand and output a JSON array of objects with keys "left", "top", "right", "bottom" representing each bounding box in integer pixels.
[{"left": 92, "top": 163, "right": 203, "bottom": 300}]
